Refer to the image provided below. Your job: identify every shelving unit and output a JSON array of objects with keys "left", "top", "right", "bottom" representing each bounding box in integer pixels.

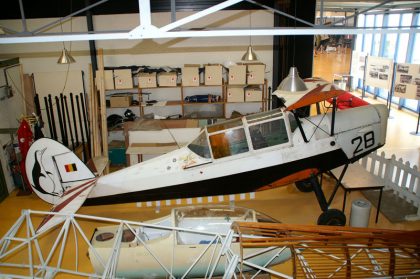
[
  {"left": 96, "top": 49, "right": 268, "bottom": 156},
  {"left": 138, "top": 83, "right": 226, "bottom": 118},
  {"left": 136, "top": 80, "right": 268, "bottom": 119}
]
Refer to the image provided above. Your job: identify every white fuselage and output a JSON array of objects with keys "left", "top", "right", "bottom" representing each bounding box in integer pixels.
[{"left": 88, "top": 105, "right": 388, "bottom": 201}]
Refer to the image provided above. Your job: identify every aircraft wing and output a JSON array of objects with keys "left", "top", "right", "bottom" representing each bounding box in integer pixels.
[
  {"left": 285, "top": 85, "right": 345, "bottom": 111},
  {"left": 272, "top": 78, "right": 345, "bottom": 111},
  {"left": 36, "top": 178, "right": 97, "bottom": 233}
]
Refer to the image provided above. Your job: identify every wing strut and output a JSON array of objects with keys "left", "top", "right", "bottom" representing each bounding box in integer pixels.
[
  {"left": 292, "top": 111, "right": 309, "bottom": 143},
  {"left": 327, "top": 164, "right": 349, "bottom": 205}
]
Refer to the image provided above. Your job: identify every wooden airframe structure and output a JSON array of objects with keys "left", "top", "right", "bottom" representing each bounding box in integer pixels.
[{"left": 233, "top": 222, "right": 420, "bottom": 278}]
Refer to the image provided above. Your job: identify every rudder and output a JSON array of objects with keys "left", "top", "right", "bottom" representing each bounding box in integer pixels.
[{"left": 25, "top": 138, "right": 96, "bottom": 205}]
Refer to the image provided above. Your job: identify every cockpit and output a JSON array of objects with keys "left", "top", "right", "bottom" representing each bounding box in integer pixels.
[{"left": 187, "top": 108, "right": 298, "bottom": 160}]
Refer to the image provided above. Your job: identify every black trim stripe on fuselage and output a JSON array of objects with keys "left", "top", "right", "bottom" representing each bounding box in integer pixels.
[{"left": 84, "top": 147, "right": 380, "bottom": 206}]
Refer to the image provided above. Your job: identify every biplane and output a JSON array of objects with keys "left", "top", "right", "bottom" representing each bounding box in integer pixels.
[{"left": 25, "top": 78, "right": 388, "bottom": 232}]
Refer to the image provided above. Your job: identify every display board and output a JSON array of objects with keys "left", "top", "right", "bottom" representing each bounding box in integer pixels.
[
  {"left": 393, "top": 63, "right": 420, "bottom": 100},
  {"left": 350, "top": 51, "right": 367, "bottom": 80},
  {"left": 365, "top": 56, "right": 394, "bottom": 90}
]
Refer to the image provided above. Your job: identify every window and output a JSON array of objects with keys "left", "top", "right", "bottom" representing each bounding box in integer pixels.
[
  {"left": 188, "top": 130, "right": 211, "bottom": 159},
  {"left": 209, "top": 128, "right": 248, "bottom": 159},
  {"left": 249, "top": 119, "right": 289, "bottom": 150},
  {"left": 355, "top": 14, "right": 365, "bottom": 51},
  {"left": 354, "top": 10, "right": 420, "bottom": 112},
  {"left": 371, "top": 15, "right": 383, "bottom": 56},
  {"left": 245, "top": 108, "right": 283, "bottom": 124}
]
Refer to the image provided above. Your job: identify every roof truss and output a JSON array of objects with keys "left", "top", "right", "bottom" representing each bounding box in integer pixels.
[{"left": 0, "top": 0, "right": 418, "bottom": 44}]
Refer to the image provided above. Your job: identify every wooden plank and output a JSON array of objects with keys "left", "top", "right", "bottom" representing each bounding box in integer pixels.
[
  {"left": 97, "top": 49, "right": 108, "bottom": 158},
  {"left": 22, "top": 73, "right": 35, "bottom": 115}
]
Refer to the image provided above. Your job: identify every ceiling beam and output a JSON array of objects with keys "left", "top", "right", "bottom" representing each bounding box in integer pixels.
[
  {"left": 0, "top": 27, "right": 418, "bottom": 44},
  {"left": 0, "top": 0, "right": 419, "bottom": 44}
]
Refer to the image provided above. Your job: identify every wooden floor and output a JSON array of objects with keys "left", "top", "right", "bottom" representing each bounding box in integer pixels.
[{"left": 1, "top": 48, "right": 420, "bottom": 277}]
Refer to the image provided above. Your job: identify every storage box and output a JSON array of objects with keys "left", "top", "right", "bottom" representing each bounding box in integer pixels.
[
  {"left": 227, "top": 86, "right": 244, "bottom": 102},
  {"left": 138, "top": 72, "right": 157, "bottom": 88},
  {"left": 95, "top": 70, "right": 115, "bottom": 90},
  {"left": 104, "top": 70, "right": 115, "bottom": 90},
  {"left": 182, "top": 64, "right": 200, "bottom": 86},
  {"left": 228, "top": 65, "right": 246, "bottom": 85},
  {"left": 114, "top": 69, "right": 133, "bottom": 89},
  {"left": 158, "top": 72, "right": 177, "bottom": 87},
  {"left": 110, "top": 95, "right": 133, "bottom": 107},
  {"left": 205, "top": 64, "right": 223, "bottom": 85},
  {"left": 247, "top": 63, "right": 265, "bottom": 84},
  {"left": 245, "top": 86, "right": 262, "bottom": 102},
  {"left": 108, "top": 140, "right": 126, "bottom": 165}
]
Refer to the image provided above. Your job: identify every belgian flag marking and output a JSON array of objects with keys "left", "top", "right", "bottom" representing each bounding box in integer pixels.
[{"left": 65, "top": 163, "right": 78, "bottom": 173}]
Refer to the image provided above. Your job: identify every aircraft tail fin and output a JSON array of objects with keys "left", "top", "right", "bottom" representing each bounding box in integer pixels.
[{"left": 25, "top": 138, "right": 96, "bottom": 205}]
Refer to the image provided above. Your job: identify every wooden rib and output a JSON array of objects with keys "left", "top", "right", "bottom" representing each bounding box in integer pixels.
[{"left": 233, "top": 222, "right": 420, "bottom": 278}]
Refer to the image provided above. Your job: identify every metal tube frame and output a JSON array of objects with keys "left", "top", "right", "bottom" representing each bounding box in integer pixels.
[{"left": 0, "top": 0, "right": 418, "bottom": 44}]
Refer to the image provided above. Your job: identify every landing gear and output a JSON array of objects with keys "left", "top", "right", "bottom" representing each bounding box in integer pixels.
[
  {"left": 295, "top": 178, "right": 313, "bottom": 192},
  {"left": 317, "top": 209, "right": 346, "bottom": 226},
  {"left": 308, "top": 174, "right": 346, "bottom": 226}
]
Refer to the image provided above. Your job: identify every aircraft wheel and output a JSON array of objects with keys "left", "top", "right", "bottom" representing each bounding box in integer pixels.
[
  {"left": 317, "top": 209, "right": 346, "bottom": 226},
  {"left": 295, "top": 179, "right": 313, "bottom": 192}
]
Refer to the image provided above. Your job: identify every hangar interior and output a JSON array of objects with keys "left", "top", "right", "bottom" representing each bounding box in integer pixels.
[{"left": 1, "top": 0, "right": 420, "bottom": 278}]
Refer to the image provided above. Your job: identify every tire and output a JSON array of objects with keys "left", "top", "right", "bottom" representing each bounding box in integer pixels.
[
  {"left": 317, "top": 209, "right": 346, "bottom": 226},
  {"left": 295, "top": 178, "right": 314, "bottom": 192}
]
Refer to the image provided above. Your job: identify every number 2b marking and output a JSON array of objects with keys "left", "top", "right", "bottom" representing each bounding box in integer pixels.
[{"left": 352, "top": 131, "right": 375, "bottom": 155}]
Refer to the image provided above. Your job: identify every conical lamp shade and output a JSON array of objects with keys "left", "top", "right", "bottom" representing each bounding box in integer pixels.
[
  {"left": 241, "top": 45, "right": 258, "bottom": 61},
  {"left": 57, "top": 48, "right": 76, "bottom": 64},
  {"left": 277, "top": 67, "right": 308, "bottom": 92}
]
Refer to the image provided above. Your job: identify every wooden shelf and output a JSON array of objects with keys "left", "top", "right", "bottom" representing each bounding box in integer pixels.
[
  {"left": 139, "top": 85, "right": 182, "bottom": 89},
  {"left": 226, "top": 101, "right": 263, "bottom": 104},
  {"left": 182, "top": 83, "right": 224, "bottom": 88},
  {"left": 107, "top": 106, "right": 141, "bottom": 109},
  {"left": 183, "top": 102, "right": 224, "bottom": 105}
]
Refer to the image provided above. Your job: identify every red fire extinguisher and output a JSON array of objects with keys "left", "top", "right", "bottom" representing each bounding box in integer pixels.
[{"left": 17, "top": 119, "right": 33, "bottom": 192}]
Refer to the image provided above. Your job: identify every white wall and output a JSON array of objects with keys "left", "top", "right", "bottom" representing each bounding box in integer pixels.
[
  {"left": 0, "top": 10, "right": 274, "bottom": 89},
  {"left": 0, "top": 10, "right": 274, "bottom": 171},
  {"left": 0, "top": 64, "right": 25, "bottom": 193}
]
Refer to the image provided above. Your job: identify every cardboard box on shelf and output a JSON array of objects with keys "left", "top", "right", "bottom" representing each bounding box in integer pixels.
[
  {"left": 95, "top": 70, "right": 115, "bottom": 90},
  {"left": 247, "top": 63, "right": 265, "bottom": 85},
  {"left": 110, "top": 95, "right": 133, "bottom": 107},
  {"left": 228, "top": 65, "right": 246, "bottom": 85},
  {"left": 114, "top": 69, "right": 133, "bottom": 89},
  {"left": 245, "top": 86, "right": 262, "bottom": 102},
  {"left": 138, "top": 72, "right": 157, "bottom": 88},
  {"left": 227, "top": 86, "right": 244, "bottom": 102},
  {"left": 158, "top": 72, "right": 177, "bottom": 87},
  {"left": 104, "top": 70, "right": 115, "bottom": 90},
  {"left": 182, "top": 64, "right": 200, "bottom": 86},
  {"left": 205, "top": 64, "right": 223, "bottom": 85}
]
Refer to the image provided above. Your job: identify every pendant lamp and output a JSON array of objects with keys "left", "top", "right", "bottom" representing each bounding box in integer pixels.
[
  {"left": 242, "top": 11, "right": 258, "bottom": 61},
  {"left": 242, "top": 45, "right": 258, "bottom": 61},
  {"left": 277, "top": 1, "right": 307, "bottom": 92},
  {"left": 57, "top": 15, "right": 76, "bottom": 64},
  {"left": 57, "top": 48, "right": 76, "bottom": 64},
  {"left": 277, "top": 67, "right": 307, "bottom": 92}
]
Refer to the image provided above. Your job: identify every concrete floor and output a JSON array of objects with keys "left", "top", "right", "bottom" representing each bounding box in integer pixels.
[{"left": 1, "top": 48, "right": 420, "bottom": 277}]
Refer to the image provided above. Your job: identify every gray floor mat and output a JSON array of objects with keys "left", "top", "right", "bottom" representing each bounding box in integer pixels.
[{"left": 362, "top": 189, "right": 418, "bottom": 223}]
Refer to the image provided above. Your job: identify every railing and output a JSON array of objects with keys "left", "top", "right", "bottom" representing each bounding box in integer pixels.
[{"left": 359, "top": 151, "right": 420, "bottom": 221}]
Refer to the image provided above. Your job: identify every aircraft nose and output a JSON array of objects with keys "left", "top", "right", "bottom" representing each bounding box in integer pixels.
[{"left": 373, "top": 104, "right": 388, "bottom": 146}]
